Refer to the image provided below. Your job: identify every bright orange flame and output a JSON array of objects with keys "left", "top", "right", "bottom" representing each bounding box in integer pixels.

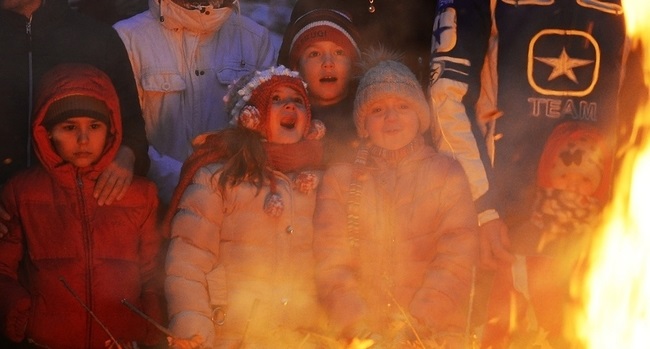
[{"left": 574, "top": 1, "right": 650, "bottom": 348}]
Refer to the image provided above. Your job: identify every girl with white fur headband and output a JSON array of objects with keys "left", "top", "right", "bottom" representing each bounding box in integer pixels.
[{"left": 163, "top": 66, "right": 330, "bottom": 349}]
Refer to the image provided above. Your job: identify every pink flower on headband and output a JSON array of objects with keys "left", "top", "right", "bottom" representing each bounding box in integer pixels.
[
  {"left": 238, "top": 105, "right": 261, "bottom": 131},
  {"left": 305, "top": 119, "right": 326, "bottom": 140}
]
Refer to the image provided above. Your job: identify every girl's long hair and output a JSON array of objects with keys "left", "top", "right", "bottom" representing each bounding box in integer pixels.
[{"left": 162, "top": 127, "right": 268, "bottom": 235}]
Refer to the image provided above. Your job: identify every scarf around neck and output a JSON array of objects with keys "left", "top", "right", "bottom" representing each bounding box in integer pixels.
[
  {"left": 345, "top": 135, "right": 425, "bottom": 247},
  {"left": 263, "top": 139, "right": 324, "bottom": 173},
  {"left": 153, "top": 0, "right": 232, "bottom": 33},
  {"left": 164, "top": 131, "right": 324, "bottom": 235},
  {"left": 368, "top": 135, "right": 425, "bottom": 166}
]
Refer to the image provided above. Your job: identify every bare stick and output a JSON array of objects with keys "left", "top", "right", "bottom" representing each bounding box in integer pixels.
[
  {"left": 121, "top": 298, "right": 175, "bottom": 337},
  {"left": 237, "top": 298, "right": 260, "bottom": 349},
  {"left": 59, "top": 277, "right": 121, "bottom": 348},
  {"left": 381, "top": 275, "right": 426, "bottom": 348},
  {"left": 385, "top": 290, "right": 426, "bottom": 348},
  {"left": 466, "top": 266, "right": 477, "bottom": 347}
]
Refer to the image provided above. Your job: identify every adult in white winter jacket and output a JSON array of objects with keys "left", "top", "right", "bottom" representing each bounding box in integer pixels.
[{"left": 114, "top": 0, "right": 276, "bottom": 204}]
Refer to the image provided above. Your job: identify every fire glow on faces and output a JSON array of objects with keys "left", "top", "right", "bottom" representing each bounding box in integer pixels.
[
  {"left": 364, "top": 96, "right": 420, "bottom": 150},
  {"left": 297, "top": 41, "right": 353, "bottom": 107},
  {"left": 48, "top": 116, "right": 108, "bottom": 168},
  {"left": 266, "top": 86, "right": 309, "bottom": 144}
]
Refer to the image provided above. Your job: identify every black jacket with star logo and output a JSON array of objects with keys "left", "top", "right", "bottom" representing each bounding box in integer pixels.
[{"left": 429, "top": 0, "right": 627, "bottom": 227}]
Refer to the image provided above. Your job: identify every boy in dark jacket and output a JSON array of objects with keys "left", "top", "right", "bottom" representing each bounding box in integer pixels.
[
  {"left": 279, "top": 8, "right": 362, "bottom": 164},
  {"left": 0, "top": 63, "right": 165, "bottom": 349},
  {"left": 279, "top": 0, "right": 436, "bottom": 88}
]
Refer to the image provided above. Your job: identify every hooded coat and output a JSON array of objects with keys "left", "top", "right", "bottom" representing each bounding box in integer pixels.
[
  {"left": 166, "top": 162, "right": 326, "bottom": 348},
  {"left": 0, "top": 0, "right": 149, "bottom": 186},
  {"left": 0, "top": 64, "right": 164, "bottom": 349},
  {"left": 314, "top": 144, "right": 479, "bottom": 343}
]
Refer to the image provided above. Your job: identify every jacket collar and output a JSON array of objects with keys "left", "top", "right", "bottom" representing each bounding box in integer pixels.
[
  {"left": 150, "top": 0, "right": 233, "bottom": 34},
  {"left": 1, "top": 0, "right": 66, "bottom": 28}
]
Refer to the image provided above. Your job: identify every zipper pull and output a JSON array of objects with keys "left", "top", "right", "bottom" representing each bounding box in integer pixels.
[{"left": 25, "top": 16, "right": 32, "bottom": 35}]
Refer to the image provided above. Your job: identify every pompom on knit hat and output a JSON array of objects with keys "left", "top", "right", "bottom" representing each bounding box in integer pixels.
[
  {"left": 223, "top": 65, "right": 318, "bottom": 139},
  {"left": 281, "top": 8, "right": 362, "bottom": 69},
  {"left": 353, "top": 47, "right": 431, "bottom": 138},
  {"left": 42, "top": 95, "right": 111, "bottom": 130}
]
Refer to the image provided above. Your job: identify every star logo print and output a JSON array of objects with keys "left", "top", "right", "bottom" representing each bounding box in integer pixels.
[{"left": 535, "top": 47, "right": 594, "bottom": 83}]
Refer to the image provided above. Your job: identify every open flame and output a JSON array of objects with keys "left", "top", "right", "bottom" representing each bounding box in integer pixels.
[{"left": 572, "top": 1, "right": 650, "bottom": 348}]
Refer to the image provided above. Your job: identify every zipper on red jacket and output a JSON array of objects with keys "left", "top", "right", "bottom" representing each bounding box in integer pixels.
[
  {"left": 76, "top": 172, "right": 94, "bottom": 348},
  {"left": 26, "top": 15, "right": 34, "bottom": 168}
]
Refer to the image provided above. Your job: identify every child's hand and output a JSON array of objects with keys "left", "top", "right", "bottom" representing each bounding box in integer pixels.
[
  {"left": 479, "top": 218, "right": 514, "bottom": 270},
  {"left": 94, "top": 146, "right": 134, "bottom": 206},
  {"left": 167, "top": 334, "right": 204, "bottom": 349}
]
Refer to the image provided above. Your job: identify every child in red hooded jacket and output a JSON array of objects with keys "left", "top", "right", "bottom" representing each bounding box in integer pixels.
[{"left": 0, "top": 63, "right": 165, "bottom": 349}]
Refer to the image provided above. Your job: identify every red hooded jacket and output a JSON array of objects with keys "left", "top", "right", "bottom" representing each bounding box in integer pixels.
[{"left": 0, "top": 64, "right": 164, "bottom": 348}]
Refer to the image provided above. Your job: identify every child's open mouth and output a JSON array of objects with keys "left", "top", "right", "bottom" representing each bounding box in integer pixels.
[
  {"left": 320, "top": 76, "right": 337, "bottom": 83},
  {"left": 281, "top": 118, "right": 296, "bottom": 129}
]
